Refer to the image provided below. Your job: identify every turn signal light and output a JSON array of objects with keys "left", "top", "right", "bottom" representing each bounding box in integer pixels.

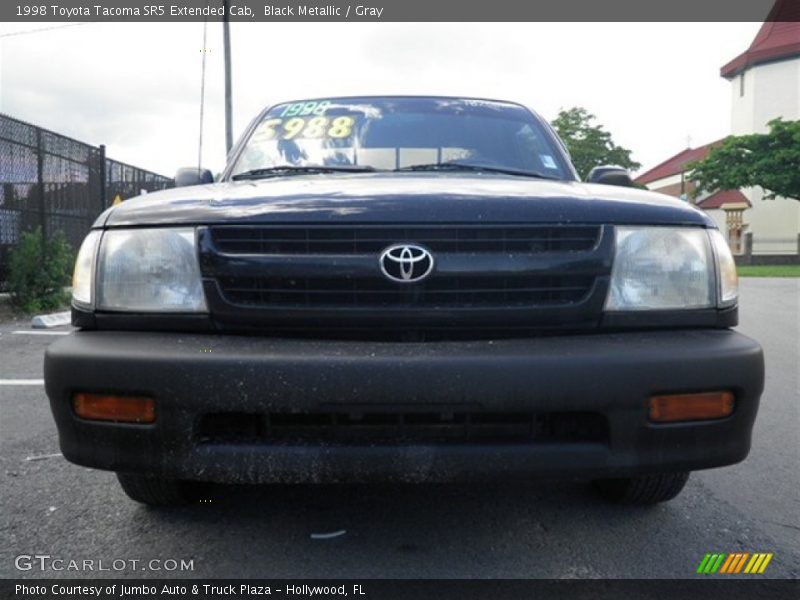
[
  {"left": 73, "top": 393, "right": 155, "bottom": 424},
  {"left": 649, "top": 391, "right": 734, "bottom": 423}
]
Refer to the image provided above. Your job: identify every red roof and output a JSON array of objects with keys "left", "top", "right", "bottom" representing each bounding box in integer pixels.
[
  {"left": 634, "top": 140, "right": 722, "bottom": 185},
  {"left": 696, "top": 189, "right": 751, "bottom": 210},
  {"left": 721, "top": 0, "right": 800, "bottom": 79}
]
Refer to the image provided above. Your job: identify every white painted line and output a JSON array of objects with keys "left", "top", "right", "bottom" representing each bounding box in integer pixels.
[
  {"left": 12, "top": 330, "right": 70, "bottom": 336},
  {"left": 0, "top": 379, "right": 44, "bottom": 386},
  {"left": 31, "top": 311, "right": 71, "bottom": 329},
  {"left": 25, "top": 452, "right": 62, "bottom": 462},
  {"left": 310, "top": 530, "right": 347, "bottom": 540}
]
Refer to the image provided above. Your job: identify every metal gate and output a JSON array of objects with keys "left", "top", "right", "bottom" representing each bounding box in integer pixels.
[{"left": 0, "top": 113, "right": 173, "bottom": 290}]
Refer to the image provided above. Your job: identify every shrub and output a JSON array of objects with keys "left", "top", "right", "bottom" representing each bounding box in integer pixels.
[{"left": 9, "top": 227, "right": 74, "bottom": 314}]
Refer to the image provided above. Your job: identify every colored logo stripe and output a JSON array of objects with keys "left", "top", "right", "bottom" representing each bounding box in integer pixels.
[
  {"left": 697, "top": 552, "right": 773, "bottom": 574},
  {"left": 744, "top": 553, "right": 773, "bottom": 574},
  {"left": 697, "top": 553, "right": 726, "bottom": 573},
  {"left": 710, "top": 554, "right": 723, "bottom": 573},
  {"left": 721, "top": 553, "right": 749, "bottom": 573},
  {"left": 719, "top": 554, "right": 736, "bottom": 573},
  {"left": 696, "top": 554, "right": 713, "bottom": 573}
]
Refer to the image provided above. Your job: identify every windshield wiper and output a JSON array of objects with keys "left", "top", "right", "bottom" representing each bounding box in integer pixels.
[
  {"left": 395, "top": 162, "right": 558, "bottom": 180},
  {"left": 231, "top": 165, "right": 376, "bottom": 180}
]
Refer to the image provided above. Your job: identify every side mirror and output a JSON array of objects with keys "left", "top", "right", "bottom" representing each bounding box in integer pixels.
[
  {"left": 174, "top": 167, "right": 214, "bottom": 187},
  {"left": 587, "top": 165, "right": 633, "bottom": 187}
]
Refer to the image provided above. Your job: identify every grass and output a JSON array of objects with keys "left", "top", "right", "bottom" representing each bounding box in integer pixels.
[{"left": 737, "top": 265, "right": 800, "bottom": 277}]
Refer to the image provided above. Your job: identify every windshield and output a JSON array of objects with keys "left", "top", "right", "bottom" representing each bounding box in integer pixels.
[{"left": 229, "top": 97, "right": 572, "bottom": 180}]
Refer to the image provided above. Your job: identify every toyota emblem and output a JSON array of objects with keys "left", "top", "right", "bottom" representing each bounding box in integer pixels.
[{"left": 380, "top": 244, "right": 434, "bottom": 283}]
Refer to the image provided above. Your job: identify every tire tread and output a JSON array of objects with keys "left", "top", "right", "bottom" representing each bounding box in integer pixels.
[
  {"left": 116, "top": 473, "right": 196, "bottom": 507},
  {"left": 594, "top": 472, "right": 690, "bottom": 505}
]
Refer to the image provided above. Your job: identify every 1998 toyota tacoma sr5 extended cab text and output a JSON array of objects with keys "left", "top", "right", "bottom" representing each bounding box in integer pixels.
[{"left": 44, "top": 96, "right": 764, "bottom": 506}]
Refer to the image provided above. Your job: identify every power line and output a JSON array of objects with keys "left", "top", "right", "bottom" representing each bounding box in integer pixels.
[{"left": 0, "top": 23, "right": 90, "bottom": 39}]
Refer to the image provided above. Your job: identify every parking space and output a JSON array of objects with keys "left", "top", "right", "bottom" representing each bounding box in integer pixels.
[{"left": 0, "top": 279, "right": 797, "bottom": 579}]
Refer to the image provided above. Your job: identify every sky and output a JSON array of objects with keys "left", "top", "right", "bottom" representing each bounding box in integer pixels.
[{"left": 0, "top": 21, "right": 763, "bottom": 178}]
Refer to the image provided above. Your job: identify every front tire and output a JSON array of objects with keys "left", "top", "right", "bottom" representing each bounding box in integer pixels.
[
  {"left": 116, "top": 473, "right": 201, "bottom": 507},
  {"left": 593, "top": 472, "right": 690, "bottom": 505}
]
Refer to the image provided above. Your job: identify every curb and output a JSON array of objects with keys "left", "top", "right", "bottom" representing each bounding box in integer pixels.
[{"left": 31, "top": 311, "right": 71, "bottom": 329}]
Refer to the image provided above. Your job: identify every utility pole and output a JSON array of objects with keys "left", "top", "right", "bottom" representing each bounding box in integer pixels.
[{"left": 223, "top": 0, "right": 233, "bottom": 155}]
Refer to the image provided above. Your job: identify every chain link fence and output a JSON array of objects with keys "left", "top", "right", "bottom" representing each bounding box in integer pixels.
[{"left": 0, "top": 113, "right": 173, "bottom": 291}]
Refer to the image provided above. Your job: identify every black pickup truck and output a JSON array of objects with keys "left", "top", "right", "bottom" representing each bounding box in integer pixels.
[{"left": 44, "top": 96, "right": 764, "bottom": 506}]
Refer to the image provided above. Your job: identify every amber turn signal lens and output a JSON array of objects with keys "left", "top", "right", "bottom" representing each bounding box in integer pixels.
[
  {"left": 649, "top": 391, "right": 734, "bottom": 423},
  {"left": 73, "top": 393, "right": 155, "bottom": 424}
]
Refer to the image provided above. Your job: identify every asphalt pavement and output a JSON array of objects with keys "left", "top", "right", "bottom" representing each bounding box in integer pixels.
[{"left": 1, "top": 278, "right": 797, "bottom": 579}]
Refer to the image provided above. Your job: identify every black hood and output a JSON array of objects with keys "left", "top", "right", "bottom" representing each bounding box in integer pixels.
[{"left": 99, "top": 172, "right": 713, "bottom": 228}]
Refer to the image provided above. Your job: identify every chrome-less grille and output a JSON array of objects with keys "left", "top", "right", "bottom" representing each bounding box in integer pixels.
[
  {"left": 217, "top": 275, "right": 594, "bottom": 308},
  {"left": 198, "top": 224, "right": 614, "bottom": 336},
  {"left": 210, "top": 225, "right": 601, "bottom": 255},
  {"left": 196, "top": 411, "right": 610, "bottom": 446}
]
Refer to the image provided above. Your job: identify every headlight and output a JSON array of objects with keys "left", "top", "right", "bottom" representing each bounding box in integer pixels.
[
  {"left": 708, "top": 229, "right": 738, "bottom": 307},
  {"left": 72, "top": 230, "right": 102, "bottom": 309},
  {"left": 96, "top": 228, "right": 207, "bottom": 312},
  {"left": 606, "top": 227, "right": 715, "bottom": 311}
]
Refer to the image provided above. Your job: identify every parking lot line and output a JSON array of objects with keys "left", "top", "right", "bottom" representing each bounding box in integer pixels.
[
  {"left": 0, "top": 379, "right": 44, "bottom": 385},
  {"left": 11, "top": 330, "right": 70, "bottom": 336}
]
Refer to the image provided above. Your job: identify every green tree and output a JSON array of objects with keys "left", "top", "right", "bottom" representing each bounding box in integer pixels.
[
  {"left": 551, "top": 107, "right": 641, "bottom": 180},
  {"left": 688, "top": 118, "right": 800, "bottom": 201}
]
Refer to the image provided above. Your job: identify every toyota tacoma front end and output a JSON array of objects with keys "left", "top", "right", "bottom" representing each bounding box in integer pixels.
[{"left": 44, "top": 96, "right": 764, "bottom": 506}]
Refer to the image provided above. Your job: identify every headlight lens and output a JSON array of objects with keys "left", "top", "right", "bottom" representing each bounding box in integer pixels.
[
  {"left": 709, "top": 229, "right": 738, "bottom": 307},
  {"left": 606, "top": 227, "right": 715, "bottom": 311},
  {"left": 97, "top": 228, "right": 207, "bottom": 312},
  {"left": 72, "top": 230, "right": 102, "bottom": 308}
]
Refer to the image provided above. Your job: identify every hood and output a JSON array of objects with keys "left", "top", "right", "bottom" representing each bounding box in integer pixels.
[{"left": 99, "top": 172, "right": 713, "bottom": 228}]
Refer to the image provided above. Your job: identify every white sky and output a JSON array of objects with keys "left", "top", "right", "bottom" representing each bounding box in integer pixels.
[{"left": 0, "top": 21, "right": 762, "bottom": 178}]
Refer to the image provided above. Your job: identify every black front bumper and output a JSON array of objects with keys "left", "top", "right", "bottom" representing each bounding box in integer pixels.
[{"left": 44, "top": 329, "right": 764, "bottom": 484}]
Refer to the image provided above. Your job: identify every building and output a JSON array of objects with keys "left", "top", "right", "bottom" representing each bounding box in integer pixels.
[
  {"left": 635, "top": 142, "right": 752, "bottom": 253},
  {"left": 635, "top": 143, "right": 753, "bottom": 254},
  {"left": 636, "top": 0, "right": 800, "bottom": 255}
]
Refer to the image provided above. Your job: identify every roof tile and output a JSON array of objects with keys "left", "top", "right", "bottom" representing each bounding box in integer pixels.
[
  {"left": 634, "top": 140, "right": 722, "bottom": 185},
  {"left": 721, "top": 0, "right": 800, "bottom": 79},
  {"left": 696, "top": 189, "right": 751, "bottom": 209}
]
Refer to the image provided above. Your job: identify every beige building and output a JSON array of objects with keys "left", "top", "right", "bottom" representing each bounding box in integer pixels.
[{"left": 637, "top": 0, "right": 800, "bottom": 255}]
